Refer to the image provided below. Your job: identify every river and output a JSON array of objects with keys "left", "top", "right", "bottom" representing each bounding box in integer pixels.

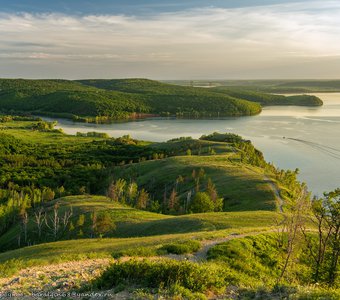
[{"left": 43, "top": 93, "right": 340, "bottom": 197}]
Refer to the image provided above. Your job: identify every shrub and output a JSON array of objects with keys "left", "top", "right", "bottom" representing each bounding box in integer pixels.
[
  {"left": 160, "top": 240, "right": 201, "bottom": 255},
  {"left": 93, "top": 211, "right": 116, "bottom": 236},
  {"left": 189, "top": 192, "right": 215, "bottom": 213},
  {"left": 95, "top": 259, "right": 228, "bottom": 293},
  {"left": 112, "top": 246, "right": 157, "bottom": 258}
]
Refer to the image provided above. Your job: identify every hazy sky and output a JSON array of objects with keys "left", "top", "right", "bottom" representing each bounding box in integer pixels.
[{"left": 1, "top": 0, "right": 340, "bottom": 79}]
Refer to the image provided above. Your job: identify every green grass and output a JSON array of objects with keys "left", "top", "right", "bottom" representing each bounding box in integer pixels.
[
  {"left": 0, "top": 120, "right": 107, "bottom": 144},
  {"left": 91, "top": 254, "right": 339, "bottom": 299},
  {"left": 160, "top": 240, "right": 201, "bottom": 255},
  {"left": 114, "top": 154, "right": 277, "bottom": 211},
  {"left": 0, "top": 226, "right": 271, "bottom": 277},
  {"left": 206, "top": 234, "right": 340, "bottom": 297},
  {"left": 0, "top": 195, "right": 278, "bottom": 251},
  {"left": 0, "top": 202, "right": 278, "bottom": 277},
  {"left": 94, "top": 259, "right": 228, "bottom": 295}
]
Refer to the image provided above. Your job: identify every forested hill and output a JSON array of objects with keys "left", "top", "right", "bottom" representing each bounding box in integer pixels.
[
  {"left": 0, "top": 78, "right": 261, "bottom": 120},
  {"left": 211, "top": 87, "right": 323, "bottom": 106},
  {"left": 0, "top": 78, "right": 321, "bottom": 122}
]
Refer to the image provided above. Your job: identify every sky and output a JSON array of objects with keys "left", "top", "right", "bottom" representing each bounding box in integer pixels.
[{"left": 0, "top": 0, "right": 340, "bottom": 79}]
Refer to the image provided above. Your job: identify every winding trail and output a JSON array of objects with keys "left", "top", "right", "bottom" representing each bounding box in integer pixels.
[
  {"left": 0, "top": 230, "right": 279, "bottom": 297},
  {"left": 164, "top": 230, "right": 274, "bottom": 262}
]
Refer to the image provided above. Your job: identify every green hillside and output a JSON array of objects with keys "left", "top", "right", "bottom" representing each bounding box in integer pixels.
[
  {"left": 0, "top": 195, "right": 278, "bottom": 252},
  {"left": 0, "top": 79, "right": 150, "bottom": 120},
  {"left": 0, "top": 78, "right": 324, "bottom": 123},
  {"left": 0, "top": 119, "right": 287, "bottom": 253},
  {"left": 0, "top": 118, "right": 337, "bottom": 299},
  {"left": 0, "top": 193, "right": 278, "bottom": 271},
  {"left": 211, "top": 88, "right": 323, "bottom": 106},
  {"left": 0, "top": 119, "right": 298, "bottom": 254},
  {"left": 0, "top": 78, "right": 262, "bottom": 121},
  {"left": 113, "top": 155, "right": 276, "bottom": 212}
]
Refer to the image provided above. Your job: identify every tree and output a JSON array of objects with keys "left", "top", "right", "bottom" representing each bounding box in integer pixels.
[
  {"left": 33, "top": 207, "right": 46, "bottom": 240},
  {"left": 168, "top": 189, "right": 178, "bottom": 211},
  {"left": 61, "top": 207, "right": 73, "bottom": 231},
  {"left": 189, "top": 192, "right": 214, "bottom": 213},
  {"left": 57, "top": 186, "right": 65, "bottom": 198},
  {"left": 302, "top": 189, "right": 340, "bottom": 285},
  {"left": 206, "top": 178, "right": 218, "bottom": 204},
  {"left": 69, "top": 221, "right": 75, "bottom": 232},
  {"left": 185, "top": 190, "right": 192, "bottom": 213},
  {"left": 79, "top": 186, "right": 86, "bottom": 195},
  {"left": 45, "top": 203, "right": 60, "bottom": 240},
  {"left": 20, "top": 209, "right": 29, "bottom": 244},
  {"left": 107, "top": 182, "right": 117, "bottom": 201},
  {"left": 175, "top": 175, "right": 184, "bottom": 192},
  {"left": 42, "top": 187, "right": 55, "bottom": 202},
  {"left": 277, "top": 188, "right": 308, "bottom": 283},
  {"left": 326, "top": 190, "right": 340, "bottom": 285},
  {"left": 115, "top": 179, "right": 127, "bottom": 202},
  {"left": 136, "top": 189, "right": 149, "bottom": 209},
  {"left": 192, "top": 169, "right": 196, "bottom": 179},
  {"left": 126, "top": 182, "right": 138, "bottom": 205},
  {"left": 107, "top": 179, "right": 126, "bottom": 202},
  {"left": 76, "top": 214, "right": 85, "bottom": 227},
  {"left": 198, "top": 168, "right": 205, "bottom": 179},
  {"left": 90, "top": 212, "right": 97, "bottom": 238},
  {"left": 93, "top": 212, "right": 116, "bottom": 237}
]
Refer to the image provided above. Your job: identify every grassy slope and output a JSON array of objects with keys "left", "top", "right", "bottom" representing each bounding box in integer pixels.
[
  {"left": 0, "top": 148, "right": 278, "bottom": 249},
  {"left": 0, "top": 121, "right": 280, "bottom": 252},
  {"left": 114, "top": 155, "right": 276, "bottom": 211},
  {"left": 0, "top": 122, "right": 335, "bottom": 297},
  {"left": 0, "top": 195, "right": 277, "bottom": 247},
  {"left": 0, "top": 195, "right": 278, "bottom": 274},
  {"left": 0, "top": 78, "right": 261, "bottom": 118}
]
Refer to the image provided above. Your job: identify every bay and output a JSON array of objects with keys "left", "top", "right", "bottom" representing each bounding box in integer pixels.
[{"left": 43, "top": 93, "right": 340, "bottom": 197}]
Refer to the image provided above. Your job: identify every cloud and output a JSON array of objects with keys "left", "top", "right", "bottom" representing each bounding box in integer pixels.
[{"left": 0, "top": 1, "right": 340, "bottom": 79}]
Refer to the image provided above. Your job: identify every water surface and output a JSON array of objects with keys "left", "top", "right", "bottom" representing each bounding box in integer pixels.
[{"left": 44, "top": 93, "right": 340, "bottom": 196}]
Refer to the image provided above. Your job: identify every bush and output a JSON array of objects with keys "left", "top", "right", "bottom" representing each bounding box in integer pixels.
[
  {"left": 94, "top": 211, "right": 116, "bottom": 236},
  {"left": 160, "top": 240, "right": 201, "bottom": 255},
  {"left": 189, "top": 192, "right": 215, "bottom": 213},
  {"left": 95, "top": 259, "right": 228, "bottom": 293},
  {"left": 112, "top": 246, "right": 157, "bottom": 258}
]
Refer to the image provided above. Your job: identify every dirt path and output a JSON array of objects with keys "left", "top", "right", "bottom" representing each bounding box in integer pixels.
[
  {"left": 0, "top": 258, "right": 112, "bottom": 297},
  {"left": 165, "top": 230, "right": 273, "bottom": 262},
  {"left": 0, "top": 230, "right": 278, "bottom": 298}
]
